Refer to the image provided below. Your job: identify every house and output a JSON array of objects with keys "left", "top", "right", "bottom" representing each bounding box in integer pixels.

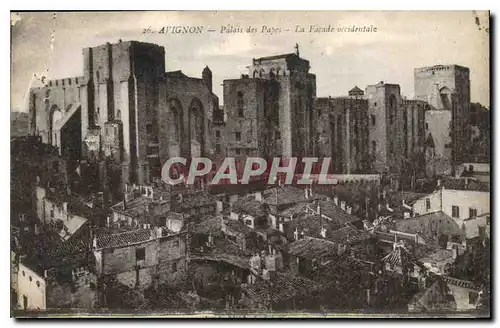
[
  {"left": 15, "top": 232, "right": 97, "bottom": 310},
  {"left": 461, "top": 213, "right": 490, "bottom": 240},
  {"left": 239, "top": 271, "right": 320, "bottom": 311},
  {"left": 171, "top": 190, "right": 217, "bottom": 220},
  {"left": 381, "top": 241, "right": 425, "bottom": 281},
  {"left": 408, "top": 276, "right": 483, "bottom": 312},
  {"left": 93, "top": 226, "right": 188, "bottom": 293},
  {"left": 286, "top": 237, "right": 341, "bottom": 276},
  {"left": 262, "top": 186, "right": 326, "bottom": 218},
  {"left": 412, "top": 179, "right": 490, "bottom": 227},
  {"left": 230, "top": 195, "right": 268, "bottom": 229},
  {"left": 456, "top": 163, "right": 490, "bottom": 185},
  {"left": 394, "top": 211, "right": 463, "bottom": 245},
  {"left": 191, "top": 215, "right": 252, "bottom": 252},
  {"left": 34, "top": 186, "right": 101, "bottom": 241},
  {"left": 305, "top": 198, "right": 363, "bottom": 229}
]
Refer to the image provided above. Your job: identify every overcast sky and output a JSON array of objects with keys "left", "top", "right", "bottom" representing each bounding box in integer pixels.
[{"left": 11, "top": 11, "right": 490, "bottom": 112}]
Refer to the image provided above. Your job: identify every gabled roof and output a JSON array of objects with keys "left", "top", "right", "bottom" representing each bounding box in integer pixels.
[
  {"left": 263, "top": 186, "right": 325, "bottom": 206},
  {"left": 327, "top": 223, "right": 372, "bottom": 244},
  {"left": 316, "top": 199, "right": 361, "bottom": 226},
  {"left": 395, "top": 211, "right": 462, "bottom": 241},
  {"left": 381, "top": 244, "right": 421, "bottom": 268},
  {"left": 232, "top": 195, "right": 267, "bottom": 217},
  {"left": 243, "top": 271, "right": 319, "bottom": 303},
  {"left": 349, "top": 85, "right": 364, "bottom": 94},
  {"left": 441, "top": 178, "right": 490, "bottom": 192},
  {"left": 287, "top": 236, "right": 338, "bottom": 259},
  {"left": 96, "top": 229, "right": 154, "bottom": 249}
]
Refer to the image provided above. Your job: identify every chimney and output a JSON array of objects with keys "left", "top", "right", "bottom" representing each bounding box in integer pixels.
[
  {"left": 143, "top": 223, "right": 147, "bottom": 229},
  {"left": 333, "top": 195, "right": 339, "bottom": 206},
  {"left": 340, "top": 201, "right": 346, "bottom": 211},
  {"left": 106, "top": 216, "right": 110, "bottom": 228},
  {"left": 404, "top": 212, "right": 411, "bottom": 219},
  {"left": 366, "top": 288, "right": 371, "bottom": 305},
  {"left": 465, "top": 178, "right": 469, "bottom": 188},
  {"left": 437, "top": 179, "right": 441, "bottom": 187},
  {"left": 316, "top": 202, "right": 321, "bottom": 216},
  {"left": 346, "top": 206, "right": 352, "bottom": 214},
  {"left": 63, "top": 202, "right": 68, "bottom": 214},
  {"left": 255, "top": 192, "right": 262, "bottom": 201},
  {"left": 294, "top": 227, "right": 299, "bottom": 241},
  {"left": 452, "top": 246, "right": 458, "bottom": 260},
  {"left": 304, "top": 188, "right": 309, "bottom": 199}
]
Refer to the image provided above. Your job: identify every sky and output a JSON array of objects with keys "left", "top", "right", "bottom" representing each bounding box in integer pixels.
[{"left": 10, "top": 11, "right": 490, "bottom": 112}]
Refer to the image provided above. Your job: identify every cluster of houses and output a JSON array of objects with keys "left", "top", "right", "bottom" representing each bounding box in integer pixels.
[{"left": 11, "top": 157, "right": 490, "bottom": 313}]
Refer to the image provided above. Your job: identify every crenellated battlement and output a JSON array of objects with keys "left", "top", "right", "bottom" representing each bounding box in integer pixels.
[{"left": 37, "top": 76, "right": 85, "bottom": 89}]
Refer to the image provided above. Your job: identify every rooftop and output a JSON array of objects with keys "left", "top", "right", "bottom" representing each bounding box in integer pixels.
[
  {"left": 326, "top": 223, "right": 372, "bottom": 244},
  {"left": 94, "top": 228, "right": 173, "bottom": 249},
  {"left": 441, "top": 178, "right": 490, "bottom": 192},
  {"left": 232, "top": 195, "right": 267, "bottom": 217},
  {"left": 242, "top": 271, "right": 319, "bottom": 303},
  {"left": 287, "top": 236, "right": 339, "bottom": 259},
  {"left": 263, "top": 186, "right": 325, "bottom": 206},
  {"left": 316, "top": 199, "right": 362, "bottom": 226},
  {"left": 395, "top": 211, "right": 462, "bottom": 241},
  {"left": 441, "top": 276, "right": 482, "bottom": 291}
]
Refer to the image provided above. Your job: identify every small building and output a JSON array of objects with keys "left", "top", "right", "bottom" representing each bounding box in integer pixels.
[
  {"left": 15, "top": 233, "right": 97, "bottom": 310},
  {"left": 408, "top": 276, "right": 483, "bottom": 312},
  {"left": 412, "top": 179, "right": 490, "bottom": 227},
  {"left": 93, "top": 226, "right": 188, "bottom": 293}
]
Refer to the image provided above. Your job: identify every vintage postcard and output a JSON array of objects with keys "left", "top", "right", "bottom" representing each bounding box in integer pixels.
[{"left": 10, "top": 11, "right": 490, "bottom": 318}]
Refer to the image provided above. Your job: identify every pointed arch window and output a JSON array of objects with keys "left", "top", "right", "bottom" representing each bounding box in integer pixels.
[
  {"left": 237, "top": 91, "right": 244, "bottom": 117},
  {"left": 190, "top": 98, "right": 204, "bottom": 143},
  {"left": 169, "top": 99, "right": 183, "bottom": 142}
]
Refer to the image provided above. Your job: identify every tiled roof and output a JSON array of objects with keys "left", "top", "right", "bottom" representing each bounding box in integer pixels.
[
  {"left": 177, "top": 192, "right": 216, "bottom": 209},
  {"left": 387, "top": 191, "right": 427, "bottom": 207},
  {"left": 263, "top": 186, "right": 324, "bottom": 206},
  {"left": 21, "top": 231, "right": 89, "bottom": 271},
  {"left": 381, "top": 245, "right": 421, "bottom": 268},
  {"left": 327, "top": 224, "right": 371, "bottom": 244},
  {"left": 193, "top": 215, "right": 224, "bottom": 235},
  {"left": 395, "top": 211, "right": 462, "bottom": 241},
  {"left": 316, "top": 200, "right": 361, "bottom": 226},
  {"left": 95, "top": 229, "right": 154, "bottom": 249},
  {"left": 278, "top": 202, "right": 309, "bottom": 217},
  {"left": 111, "top": 196, "right": 169, "bottom": 219},
  {"left": 441, "top": 276, "right": 483, "bottom": 291},
  {"left": 225, "top": 219, "right": 253, "bottom": 235},
  {"left": 232, "top": 195, "right": 267, "bottom": 217},
  {"left": 441, "top": 178, "right": 490, "bottom": 192},
  {"left": 190, "top": 252, "right": 250, "bottom": 269},
  {"left": 286, "top": 213, "right": 339, "bottom": 239},
  {"left": 243, "top": 271, "right": 319, "bottom": 303},
  {"left": 287, "top": 236, "right": 338, "bottom": 259}
]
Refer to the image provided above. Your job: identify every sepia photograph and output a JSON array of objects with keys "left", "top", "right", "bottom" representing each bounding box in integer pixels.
[{"left": 9, "top": 10, "right": 491, "bottom": 318}]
